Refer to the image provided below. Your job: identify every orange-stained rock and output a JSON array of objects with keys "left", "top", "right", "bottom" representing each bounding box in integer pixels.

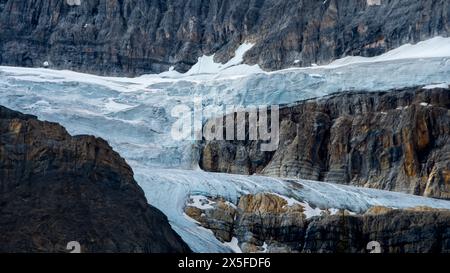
[{"left": 201, "top": 87, "right": 450, "bottom": 199}]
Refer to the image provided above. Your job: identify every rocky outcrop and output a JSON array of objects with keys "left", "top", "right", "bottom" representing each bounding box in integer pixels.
[
  {"left": 0, "top": 0, "right": 448, "bottom": 76},
  {"left": 0, "top": 105, "right": 190, "bottom": 253},
  {"left": 185, "top": 193, "right": 450, "bottom": 253},
  {"left": 185, "top": 193, "right": 309, "bottom": 252},
  {"left": 304, "top": 206, "right": 450, "bottom": 253},
  {"left": 200, "top": 87, "right": 450, "bottom": 199}
]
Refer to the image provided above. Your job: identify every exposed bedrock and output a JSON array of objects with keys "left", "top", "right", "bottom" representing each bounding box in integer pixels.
[
  {"left": 0, "top": 105, "right": 191, "bottom": 253},
  {"left": 200, "top": 87, "right": 450, "bottom": 199},
  {"left": 185, "top": 193, "right": 450, "bottom": 253},
  {"left": 0, "top": 0, "right": 448, "bottom": 75}
]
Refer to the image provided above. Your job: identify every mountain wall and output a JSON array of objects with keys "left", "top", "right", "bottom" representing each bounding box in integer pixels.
[
  {"left": 200, "top": 87, "right": 450, "bottom": 199},
  {"left": 0, "top": 0, "right": 448, "bottom": 75}
]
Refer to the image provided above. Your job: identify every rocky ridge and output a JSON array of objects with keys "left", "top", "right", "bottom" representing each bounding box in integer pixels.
[{"left": 0, "top": 105, "right": 191, "bottom": 253}]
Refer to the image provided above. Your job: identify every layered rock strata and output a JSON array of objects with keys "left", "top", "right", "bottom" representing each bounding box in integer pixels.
[{"left": 200, "top": 87, "right": 450, "bottom": 199}]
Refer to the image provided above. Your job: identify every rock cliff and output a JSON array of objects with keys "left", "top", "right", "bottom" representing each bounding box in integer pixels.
[
  {"left": 0, "top": 105, "right": 191, "bottom": 253},
  {"left": 0, "top": 0, "right": 448, "bottom": 75},
  {"left": 200, "top": 87, "right": 450, "bottom": 199},
  {"left": 185, "top": 193, "right": 450, "bottom": 253}
]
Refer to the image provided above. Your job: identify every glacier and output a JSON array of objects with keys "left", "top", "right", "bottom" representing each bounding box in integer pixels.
[{"left": 0, "top": 37, "right": 450, "bottom": 252}]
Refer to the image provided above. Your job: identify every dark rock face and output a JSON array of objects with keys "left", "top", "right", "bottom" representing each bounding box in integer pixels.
[
  {"left": 0, "top": 105, "right": 191, "bottom": 253},
  {"left": 200, "top": 87, "right": 450, "bottom": 199},
  {"left": 0, "top": 0, "right": 448, "bottom": 76},
  {"left": 303, "top": 207, "right": 450, "bottom": 253},
  {"left": 185, "top": 193, "right": 450, "bottom": 253}
]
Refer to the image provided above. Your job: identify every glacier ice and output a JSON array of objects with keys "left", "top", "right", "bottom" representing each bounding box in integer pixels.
[{"left": 1, "top": 37, "right": 450, "bottom": 252}]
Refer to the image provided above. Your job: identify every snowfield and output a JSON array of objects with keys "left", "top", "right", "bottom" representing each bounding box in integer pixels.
[{"left": 0, "top": 37, "right": 450, "bottom": 252}]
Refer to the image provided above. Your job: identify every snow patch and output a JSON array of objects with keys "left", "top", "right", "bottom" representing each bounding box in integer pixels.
[
  {"left": 423, "top": 83, "right": 449, "bottom": 89},
  {"left": 272, "top": 193, "right": 354, "bottom": 219},
  {"left": 261, "top": 242, "right": 268, "bottom": 253},
  {"left": 367, "top": 0, "right": 381, "bottom": 6},
  {"left": 328, "top": 208, "right": 340, "bottom": 215},
  {"left": 223, "top": 237, "right": 242, "bottom": 253},
  {"left": 396, "top": 106, "right": 409, "bottom": 110},
  {"left": 328, "top": 36, "right": 450, "bottom": 68},
  {"left": 188, "top": 195, "right": 216, "bottom": 210},
  {"left": 301, "top": 202, "right": 324, "bottom": 219},
  {"left": 66, "top": 0, "right": 81, "bottom": 6},
  {"left": 185, "top": 42, "right": 263, "bottom": 78}
]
